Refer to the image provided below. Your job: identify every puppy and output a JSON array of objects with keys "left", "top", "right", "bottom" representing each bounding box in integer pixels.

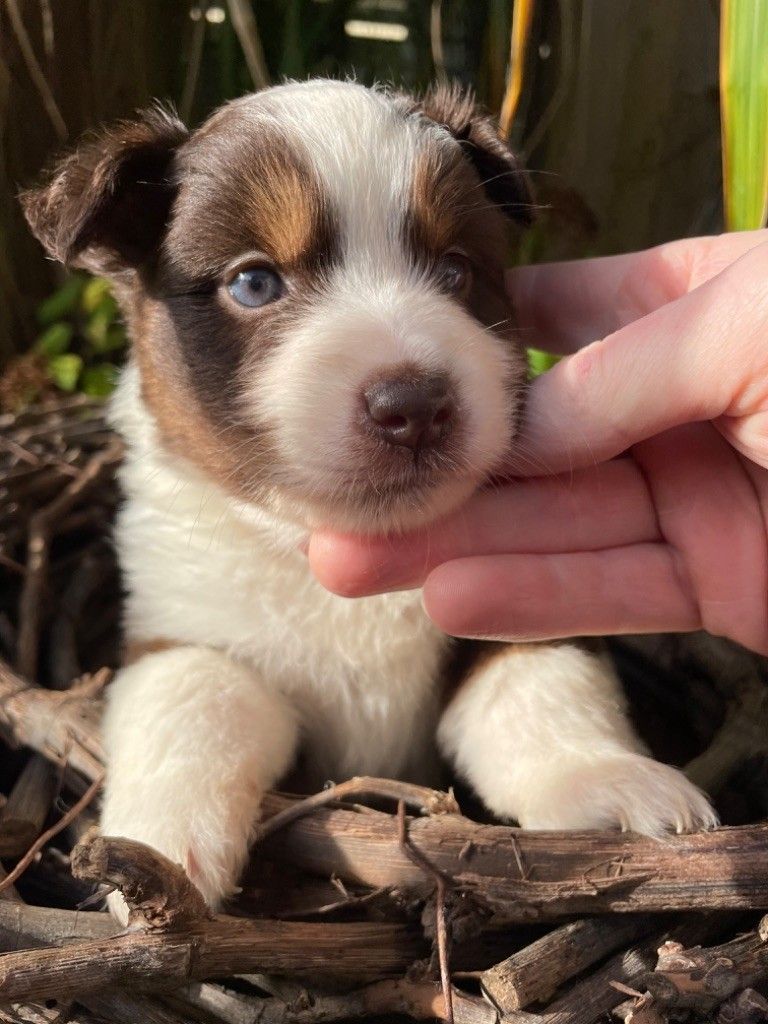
[{"left": 22, "top": 80, "right": 716, "bottom": 915}]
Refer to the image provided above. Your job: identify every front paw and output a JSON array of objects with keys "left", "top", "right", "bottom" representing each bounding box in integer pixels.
[
  {"left": 99, "top": 796, "right": 252, "bottom": 922},
  {"left": 516, "top": 753, "right": 718, "bottom": 836}
]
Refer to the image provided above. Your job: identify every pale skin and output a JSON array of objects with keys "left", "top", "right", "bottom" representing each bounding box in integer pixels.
[{"left": 309, "top": 230, "right": 768, "bottom": 656}]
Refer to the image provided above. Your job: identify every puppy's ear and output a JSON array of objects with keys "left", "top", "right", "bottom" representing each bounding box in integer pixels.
[
  {"left": 20, "top": 105, "right": 188, "bottom": 275},
  {"left": 419, "top": 84, "right": 534, "bottom": 227}
]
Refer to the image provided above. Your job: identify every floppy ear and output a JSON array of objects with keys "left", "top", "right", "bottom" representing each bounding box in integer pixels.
[
  {"left": 419, "top": 84, "right": 534, "bottom": 227},
  {"left": 20, "top": 105, "right": 188, "bottom": 276}
]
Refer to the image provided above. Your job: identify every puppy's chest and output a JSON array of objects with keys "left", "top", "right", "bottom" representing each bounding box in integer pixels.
[{"left": 119, "top": 458, "right": 450, "bottom": 776}]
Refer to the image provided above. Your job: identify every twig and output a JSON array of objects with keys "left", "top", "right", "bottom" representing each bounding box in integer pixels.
[
  {"left": 482, "top": 916, "right": 655, "bottom": 1011},
  {"left": 181, "top": 977, "right": 496, "bottom": 1024},
  {"left": 180, "top": 1, "right": 207, "bottom": 123},
  {"left": 17, "top": 441, "right": 122, "bottom": 679},
  {"left": 0, "top": 773, "right": 103, "bottom": 895},
  {"left": 398, "top": 801, "right": 454, "bottom": 1024},
  {"left": 71, "top": 831, "right": 210, "bottom": 932},
  {"left": 254, "top": 777, "right": 459, "bottom": 845},
  {"left": 0, "top": 911, "right": 422, "bottom": 1003},
  {"left": 641, "top": 929, "right": 768, "bottom": 1012},
  {"left": 3, "top": 0, "right": 67, "bottom": 141},
  {"left": 226, "top": 0, "right": 270, "bottom": 90},
  {"left": 430, "top": 0, "right": 448, "bottom": 85},
  {"left": 0, "top": 900, "right": 114, "bottom": 948}
]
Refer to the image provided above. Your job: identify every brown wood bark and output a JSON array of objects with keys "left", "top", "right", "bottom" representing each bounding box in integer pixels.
[
  {"left": 0, "top": 918, "right": 424, "bottom": 1004},
  {"left": 3, "top": 661, "right": 768, "bottom": 924},
  {"left": 261, "top": 795, "right": 768, "bottom": 921},
  {"left": 501, "top": 917, "right": 728, "bottom": 1024},
  {"left": 481, "top": 915, "right": 655, "bottom": 1011},
  {"left": 641, "top": 930, "right": 768, "bottom": 1012}
]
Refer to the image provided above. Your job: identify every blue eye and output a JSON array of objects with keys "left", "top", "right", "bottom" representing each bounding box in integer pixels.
[{"left": 227, "top": 267, "right": 284, "bottom": 308}]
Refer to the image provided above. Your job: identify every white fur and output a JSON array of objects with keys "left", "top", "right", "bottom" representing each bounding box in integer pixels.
[
  {"left": 438, "top": 644, "right": 717, "bottom": 835},
  {"left": 250, "top": 275, "right": 515, "bottom": 530}
]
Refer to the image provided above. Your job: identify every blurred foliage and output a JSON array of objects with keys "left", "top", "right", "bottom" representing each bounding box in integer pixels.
[
  {"left": 720, "top": 0, "right": 768, "bottom": 231},
  {"left": 1, "top": 275, "right": 123, "bottom": 409}
]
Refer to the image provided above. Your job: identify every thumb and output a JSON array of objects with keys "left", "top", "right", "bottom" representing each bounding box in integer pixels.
[{"left": 508, "top": 241, "right": 768, "bottom": 476}]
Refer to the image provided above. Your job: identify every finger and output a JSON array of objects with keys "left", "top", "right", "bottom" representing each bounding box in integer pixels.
[
  {"left": 507, "top": 230, "right": 768, "bottom": 353},
  {"left": 508, "top": 240, "right": 768, "bottom": 476},
  {"left": 633, "top": 424, "right": 768, "bottom": 655},
  {"left": 308, "top": 459, "right": 659, "bottom": 597},
  {"left": 422, "top": 545, "right": 701, "bottom": 642}
]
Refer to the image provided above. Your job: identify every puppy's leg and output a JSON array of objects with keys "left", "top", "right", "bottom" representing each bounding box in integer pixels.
[
  {"left": 101, "top": 646, "right": 298, "bottom": 918},
  {"left": 438, "top": 643, "right": 717, "bottom": 835}
]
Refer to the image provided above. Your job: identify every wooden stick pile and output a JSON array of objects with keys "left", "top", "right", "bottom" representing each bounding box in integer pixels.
[{"left": 1, "top": 397, "right": 768, "bottom": 1024}]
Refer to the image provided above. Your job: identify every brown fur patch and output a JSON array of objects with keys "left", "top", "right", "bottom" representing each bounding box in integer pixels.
[
  {"left": 445, "top": 639, "right": 609, "bottom": 709},
  {"left": 122, "top": 637, "right": 176, "bottom": 666},
  {"left": 125, "top": 119, "right": 339, "bottom": 500}
]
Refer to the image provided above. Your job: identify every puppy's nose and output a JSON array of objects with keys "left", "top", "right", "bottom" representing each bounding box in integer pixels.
[{"left": 363, "top": 372, "right": 455, "bottom": 450}]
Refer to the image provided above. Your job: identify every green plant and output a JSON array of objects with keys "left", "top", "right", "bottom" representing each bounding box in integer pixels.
[
  {"left": 720, "top": 0, "right": 768, "bottom": 230},
  {"left": 33, "top": 273, "right": 126, "bottom": 398}
]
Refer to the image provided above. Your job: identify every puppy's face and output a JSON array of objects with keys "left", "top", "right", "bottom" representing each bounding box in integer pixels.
[{"left": 23, "top": 82, "right": 532, "bottom": 532}]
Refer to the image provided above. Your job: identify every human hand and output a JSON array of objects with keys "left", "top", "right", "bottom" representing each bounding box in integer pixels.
[{"left": 308, "top": 230, "right": 768, "bottom": 654}]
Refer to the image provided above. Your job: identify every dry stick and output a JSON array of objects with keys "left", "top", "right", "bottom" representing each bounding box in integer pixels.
[
  {"left": 0, "top": 1004, "right": 101, "bottom": 1024},
  {"left": 481, "top": 915, "right": 656, "bottom": 1012},
  {"left": 0, "top": 901, "right": 115, "bottom": 948},
  {"left": 0, "top": 835, "right": 423, "bottom": 1004},
  {"left": 0, "top": 658, "right": 105, "bottom": 784},
  {"left": 261, "top": 795, "right": 768, "bottom": 921},
  {"left": 3, "top": 0, "right": 67, "bottom": 140},
  {"left": 83, "top": 990, "right": 201, "bottom": 1024},
  {"left": 2, "top": 665, "right": 768, "bottom": 921},
  {"left": 500, "top": 916, "right": 730, "bottom": 1024},
  {"left": 71, "top": 830, "right": 210, "bottom": 932},
  {"left": 641, "top": 929, "right": 768, "bottom": 1012},
  {"left": 612, "top": 991, "right": 668, "bottom": 1024},
  {"left": 0, "top": 755, "right": 56, "bottom": 839},
  {"left": 254, "top": 777, "right": 459, "bottom": 844},
  {"left": 716, "top": 988, "right": 768, "bottom": 1024},
  {"left": 183, "top": 977, "right": 499, "bottom": 1024},
  {"left": 226, "top": 0, "right": 270, "bottom": 89},
  {"left": 397, "top": 800, "right": 454, "bottom": 1024},
  {"left": 0, "top": 773, "right": 103, "bottom": 896},
  {"left": 0, "top": 911, "right": 422, "bottom": 1004},
  {"left": 16, "top": 442, "right": 122, "bottom": 679},
  {"left": 0, "top": 755, "right": 56, "bottom": 860}
]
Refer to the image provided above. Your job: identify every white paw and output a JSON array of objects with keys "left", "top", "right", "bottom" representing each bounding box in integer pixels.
[{"left": 516, "top": 753, "right": 718, "bottom": 836}]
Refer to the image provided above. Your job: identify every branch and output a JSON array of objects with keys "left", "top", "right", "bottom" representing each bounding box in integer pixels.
[
  {"left": 71, "top": 830, "right": 209, "bottom": 932},
  {"left": 182, "top": 978, "right": 498, "bottom": 1024},
  {"left": 3, "top": 662, "right": 768, "bottom": 923},
  {"left": 261, "top": 794, "right": 768, "bottom": 921},
  {"left": 640, "top": 927, "right": 768, "bottom": 1013},
  {"left": 0, "top": 835, "right": 423, "bottom": 1004},
  {"left": 482, "top": 915, "right": 655, "bottom": 1011}
]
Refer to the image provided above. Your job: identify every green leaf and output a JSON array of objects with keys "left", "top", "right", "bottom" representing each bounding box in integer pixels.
[
  {"left": 81, "top": 363, "right": 119, "bottom": 397},
  {"left": 527, "top": 348, "right": 560, "bottom": 377},
  {"left": 34, "top": 322, "right": 74, "bottom": 357},
  {"left": 47, "top": 353, "right": 84, "bottom": 392},
  {"left": 721, "top": 0, "right": 768, "bottom": 230},
  {"left": 36, "top": 275, "right": 85, "bottom": 326},
  {"left": 81, "top": 276, "right": 115, "bottom": 315},
  {"left": 84, "top": 301, "right": 121, "bottom": 351}
]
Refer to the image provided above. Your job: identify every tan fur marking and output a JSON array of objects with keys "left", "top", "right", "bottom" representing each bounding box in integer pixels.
[{"left": 122, "top": 637, "right": 176, "bottom": 667}]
